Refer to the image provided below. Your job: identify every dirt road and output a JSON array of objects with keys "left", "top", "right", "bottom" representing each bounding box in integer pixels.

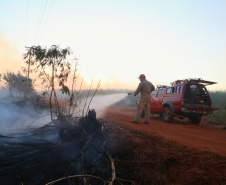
[{"left": 104, "top": 105, "right": 226, "bottom": 157}]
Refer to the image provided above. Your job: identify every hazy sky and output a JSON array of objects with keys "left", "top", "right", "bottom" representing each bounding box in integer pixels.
[{"left": 0, "top": 0, "right": 225, "bottom": 90}]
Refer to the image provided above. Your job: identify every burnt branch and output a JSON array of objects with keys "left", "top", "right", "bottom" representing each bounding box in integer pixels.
[{"left": 45, "top": 175, "right": 108, "bottom": 185}]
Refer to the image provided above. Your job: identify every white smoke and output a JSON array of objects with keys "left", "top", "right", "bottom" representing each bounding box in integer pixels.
[
  {"left": 0, "top": 89, "right": 127, "bottom": 134},
  {"left": 88, "top": 93, "right": 127, "bottom": 117},
  {"left": 0, "top": 89, "right": 51, "bottom": 134}
]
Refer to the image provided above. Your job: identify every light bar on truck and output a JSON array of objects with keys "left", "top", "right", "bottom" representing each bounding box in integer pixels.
[{"left": 157, "top": 85, "right": 168, "bottom": 89}]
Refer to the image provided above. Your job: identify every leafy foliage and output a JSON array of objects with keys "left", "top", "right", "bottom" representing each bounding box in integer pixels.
[
  {"left": 24, "top": 45, "right": 72, "bottom": 120},
  {"left": 3, "top": 71, "right": 37, "bottom": 98},
  {"left": 24, "top": 45, "right": 72, "bottom": 92}
]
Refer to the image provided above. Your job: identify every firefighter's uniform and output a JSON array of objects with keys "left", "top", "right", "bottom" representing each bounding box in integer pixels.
[{"left": 134, "top": 78, "right": 153, "bottom": 123}]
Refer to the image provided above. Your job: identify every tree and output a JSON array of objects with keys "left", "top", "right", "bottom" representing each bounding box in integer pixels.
[
  {"left": 24, "top": 45, "right": 72, "bottom": 120},
  {"left": 3, "top": 71, "right": 37, "bottom": 99}
]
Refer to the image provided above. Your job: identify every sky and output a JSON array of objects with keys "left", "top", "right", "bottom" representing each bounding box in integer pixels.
[{"left": 0, "top": 0, "right": 225, "bottom": 90}]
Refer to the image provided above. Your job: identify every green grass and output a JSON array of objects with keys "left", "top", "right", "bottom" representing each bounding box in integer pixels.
[
  {"left": 204, "top": 108, "right": 226, "bottom": 124},
  {"left": 205, "top": 91, "right": 226, "bottom": 125},
  {"left": 208, "top": 90, "right": 226, "bottom": 109}
]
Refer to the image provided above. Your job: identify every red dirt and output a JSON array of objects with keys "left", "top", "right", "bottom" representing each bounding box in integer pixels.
[{"left": 104, "top": 105, "right": 226, "bottom": 157}]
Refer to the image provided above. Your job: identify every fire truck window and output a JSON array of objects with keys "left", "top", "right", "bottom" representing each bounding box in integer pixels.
[
  {"left": 180, "top": 85, "right": 183, "bottom": 93},
  {"left": 176, "top": 86, "right": 180, "bottom": 93},
  {"left": 151, "top": 90, "right": 156, "bottom": 97},
  {"left": 166, "top": 87, "right": 175, "bottom": 94},
  {"left": 172, "top": 87, "right": 175, "bottom": 93},
  {"left": 157, "top": 89, "right": 163, "bottom": 98},
  {"left": 166, "top": 88, "right": 171, "bottom": 94}
]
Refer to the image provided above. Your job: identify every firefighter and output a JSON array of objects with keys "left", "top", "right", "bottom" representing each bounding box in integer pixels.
[{"left": 132, "top": 74, "right": 154, "bottom": 124}]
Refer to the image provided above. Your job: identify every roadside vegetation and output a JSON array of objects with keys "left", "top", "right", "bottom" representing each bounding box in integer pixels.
[
  {"left": 3, "top": 71, "right": 37, "bottom": 99},
  {"left": 205, "top": 91, "right": 226, "bottom": 125}
]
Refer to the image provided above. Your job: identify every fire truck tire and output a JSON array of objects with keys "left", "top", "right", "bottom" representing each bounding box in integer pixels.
[{"left": 162, "top": 107, "right": 174, "bottom": 123}]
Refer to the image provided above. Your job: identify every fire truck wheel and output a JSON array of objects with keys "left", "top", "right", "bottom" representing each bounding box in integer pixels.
[{"left": 162, "top": 107, "right": 174, "bottom": 123}]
